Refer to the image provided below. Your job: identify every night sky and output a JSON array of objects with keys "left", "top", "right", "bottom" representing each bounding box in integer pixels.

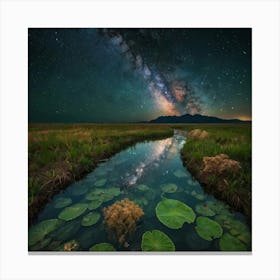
[{"left": 28, "top": 28, "right": 251, "bottom": 123}]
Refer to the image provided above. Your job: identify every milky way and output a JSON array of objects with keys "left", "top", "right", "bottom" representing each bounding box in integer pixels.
[
  {"left": 101, "top": 28, "right": 204, "bottom": 116},
  {"left": 28, "top": 28, "right": 251, "bottom": 122}
]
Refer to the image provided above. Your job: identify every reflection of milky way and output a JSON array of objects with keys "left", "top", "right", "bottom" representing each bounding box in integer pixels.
[
  {"left": 124, "top": 138, "right": 173, "bottom": 187},
  {"left": 102, "top": 29, "right": 200, "bottom": 116}
]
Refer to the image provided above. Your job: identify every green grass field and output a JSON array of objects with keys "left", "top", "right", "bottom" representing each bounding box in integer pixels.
[
  {"left": 28, "top": 123, "right": 251, "bottom": 223},
  {"left": 180, "top": 124, "right": 251, "bottom": 217}
]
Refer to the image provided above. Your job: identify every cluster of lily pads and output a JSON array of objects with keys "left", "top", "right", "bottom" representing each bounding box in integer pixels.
[
  {"left": 152, "top": 197, "right": 251, "bottom": 251},
  {"left": 29, "top": 174, "right": 251, "bottom": 252},
  {"left": 28, "top": 178, "right": 123, "bottom": 251}
]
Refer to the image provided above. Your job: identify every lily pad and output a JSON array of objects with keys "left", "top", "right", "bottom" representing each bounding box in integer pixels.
[
  {"left": 219, "top": 233, "right": 247, "bottom": 251},
  {"left": 29, "top": 219, "right": 61, "bottom": 246},
  {"left": 86, "top": 189, "right": 105, "bottom": 200},
  {"left": 88, "top": 199, "right": 103, "bottom": 210},
  {"left": 195, "top": 194, "right": 205, "bottom": 200},
  {"left": 58, "top": 203, "right": 88, "bottom": 221},
  {"left": 89, "top": 243, "right": 116, "bottom": 251},
  {"left": 137, "top": 184, "right": 150, "bottom": 191},
  {"left": 141, "top": 230, "right": 175, "bottom": 251},
  {"left": 53, "top": 197, "right": 72, "bottom": 209},
  {"left": 237, "top": 231, "right": 251, "bottom": 246},
  {"left": 76, "top": 229, "right": 95, "bottom": 248},
  {"left": 29, "top": 237, "right": 52, "bottom": 251},
  {"left": 214, "top": 214, "right": 232, "bottom": 229},
  {"left": 51, "top": 220, "right": 80, "bottom": 241},
  {"left": 206, "top": 201, "right": 227, "bottom": 214},
  {"left": 195, "top": 217, "right": 223, "bottom": 241},
  {"left": 160, "top": 183, "right": 178, "bottom": 193},
  {"left": 133, "top": 197, "right": 148, "bottom": 207},
  {"left": 102, "top": 193, "right": 115, "bottom": 202},
  {"left": 86, "top": 187, "right": 120, "bottom": 202},
  {"left": 94, "top": 179, "right": 107, "bottom": 187},
  {"left": 195, "top": 203, "right": 216, "bottom": 217},
  {"left": 107, "top": 187, "right": 121, "bottom": 196},
  {"left": 156, "top": 199, "right": 196, "bottom": 229},
  {"left": 228, "top": 220, "right": 249, "bottom": 236},
  {"left": 190, "top": 190, "right": 205, "bottom": 201},
  {"left": 173, "top": 169, "right": 188, "bottom": 178},
  {"left": 69, "top": 184, "right": 88, "bottom": 196},
  {"left": 81, "top": 212, "right": 101, "bottom": 227}
]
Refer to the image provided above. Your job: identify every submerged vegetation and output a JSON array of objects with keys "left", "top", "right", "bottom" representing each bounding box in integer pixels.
[
  {"left": 180, "top": 124, "right": 251, "bottom": 217},
  {"left": 28, "top": 124, "right": 173, "bottom": 224}
]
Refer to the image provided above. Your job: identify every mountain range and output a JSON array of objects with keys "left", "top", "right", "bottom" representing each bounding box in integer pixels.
[{"left": 146, "top": 114, "right": 251, "bottom": 124}]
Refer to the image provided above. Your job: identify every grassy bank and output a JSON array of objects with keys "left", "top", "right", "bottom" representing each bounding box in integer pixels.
[
  {"left": 180, "top": 124, "right": 251, "bottom": 218},
  {"left": 28, "top": 123, "right": 174, "bottom": 224}
]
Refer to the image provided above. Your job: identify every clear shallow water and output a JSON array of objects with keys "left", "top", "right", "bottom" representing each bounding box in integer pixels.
[{"left": 30, "top": 131, "right": 251, "bottom": 251}]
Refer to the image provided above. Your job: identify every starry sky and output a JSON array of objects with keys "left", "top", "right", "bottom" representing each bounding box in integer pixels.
[{"left": 28, "top": 28, "right": 251, "bottom": 123}]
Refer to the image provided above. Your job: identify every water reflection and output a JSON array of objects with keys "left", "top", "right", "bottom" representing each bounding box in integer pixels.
[{"left": 123, "top": 138, "right": 174, "bottom": 188}]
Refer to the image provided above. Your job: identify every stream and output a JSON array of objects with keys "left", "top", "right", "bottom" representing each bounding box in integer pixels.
[{"left": 29, "top": 130, "right": 251, "bottom": 251}]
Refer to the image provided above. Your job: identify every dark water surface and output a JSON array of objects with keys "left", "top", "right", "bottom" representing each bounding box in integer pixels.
[{"left": 30, "top": 131, "right": 251, "bottom": 251}]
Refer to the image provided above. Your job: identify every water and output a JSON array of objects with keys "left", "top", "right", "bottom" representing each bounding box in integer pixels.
[{"left": 30, "top": 131, "right": 251, "bottom": 251}]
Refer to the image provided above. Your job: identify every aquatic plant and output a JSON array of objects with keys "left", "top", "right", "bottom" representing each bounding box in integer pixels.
[
  {"left": 133, "top": 197, "right": 148, "bottom": 207},
  {"left": 89, "top": 243, "right": 116, "bottom": 251},
  {"left": 195, "top": 217, "right": 223, "bottom": 241},
  {"left": 76, "top": 229, "right": 95, "bottom": 248},
  {"left": 156, "top": 199, "right": 196, "bottom": 229},
  {"left": 86, "top": 187, "right": 120, "bottom": 202},
  {"left": 58, "top": 203, "right": 88, "bottom": 221},
  {"left": 136, "top": 184, "right": 150, "bottom": 191},
  {"left": 51, "top": 220, "right": 80, "bottom": 242},
  {"left": 141, "top": 230, "right": 175, "bottom": 251},
  {"left": 190, "top": 190, "right": 205, "bottom": 201},
  {"left": 219, "top": 233, "right": 247, "bottom": 251},
  {"left": 94, "top": 179, "right": 107, "bottom": 187},
  {"left": 195, "top": 203, "right": 216, "bottom": 217},
  {"left": 53, "top": 197, "right": 72, "bottom": 209},
  {"left": 29, "top": 219, "right": 62, "bottom": 246},
  {"left": 88, "top": 199, "right": 103, "bottom": 210},
  {"left": 173, "top": 169, "right": 188, "bottom": 178},
  {"left": 81, "top": 212, "right": 101, "bottom": 227},
  {"left": 237, "top": 231, "right": 251, "bottom": 247},
  {"left": 160, "top": 183, "right": 178, "bottom": 193},
  {"left": 102, "top": 198, "right": 144, "bottom": 245},
  {"left": 69, "top": 184, "right": 88, "bottom": 196},
  {"left": 29, "top": 237, "right": 52, "bottom": 251}
]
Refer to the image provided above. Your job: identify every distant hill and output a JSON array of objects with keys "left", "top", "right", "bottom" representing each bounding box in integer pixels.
[{"left": 146, "top": 114, "right": 251, "bottom": 124}]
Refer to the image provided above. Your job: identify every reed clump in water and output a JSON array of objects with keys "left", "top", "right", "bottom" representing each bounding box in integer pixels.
[{"left": 102, "top": 198, "right": 144, "bottom": 245}]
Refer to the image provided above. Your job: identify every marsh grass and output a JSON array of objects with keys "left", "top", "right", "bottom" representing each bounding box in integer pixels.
[
  {"left": 180, "top": 124, "right": 251, "bottom": 217},
  {"left": 28, "top": 124, "right": 174, "bottom": 224}
]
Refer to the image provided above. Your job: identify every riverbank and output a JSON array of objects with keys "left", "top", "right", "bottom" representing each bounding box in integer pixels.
[
  {"left": 28, "top": 124, "right": 174, "bottom": 225},
  {"left": 180, "top": 124, "right": 251, "bottom": 218}
]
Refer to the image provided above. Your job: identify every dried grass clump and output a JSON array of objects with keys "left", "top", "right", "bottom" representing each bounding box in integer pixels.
[
  {"left": 202, "top": 154, "right": 241, "bottom": 175},
  {"left": 188, "top": 129, "right": 209, "bottom": 140},
  {"left": 103, "top": 198, "right": 144, "bottom": 245}
]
